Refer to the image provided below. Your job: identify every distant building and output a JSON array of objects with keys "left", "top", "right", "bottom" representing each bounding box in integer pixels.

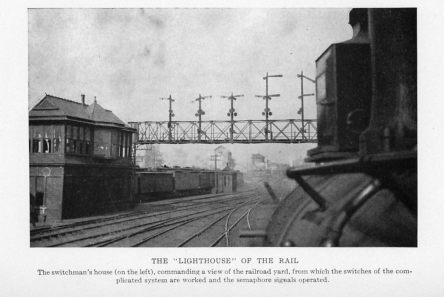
[
  {"left": 141, "top": 145, "right": 164, "bottom": 169},
  {"left": 29, "top": 94, "right": 136, "bottom": 224},
  {"left": 251, "top": 153, "right": 266, "bottom": 171},
  {"left": 214, "top": 145, "right": 236, "bottom": 169}
]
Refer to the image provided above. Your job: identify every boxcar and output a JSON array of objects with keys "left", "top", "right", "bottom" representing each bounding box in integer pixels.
[
  {"left": 198, "top": 171, "right": 213, "bottom": 190},
  {"left": 137, "top": 172, "right": 174, "bottom": 194},
  {"left": 174, "top": 170, "right": 200, "bottom": 191}
]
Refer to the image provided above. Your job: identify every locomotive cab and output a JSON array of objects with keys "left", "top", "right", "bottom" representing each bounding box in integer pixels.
[{"left": 308, "top": 8, "right": 372, "bottom": 162}]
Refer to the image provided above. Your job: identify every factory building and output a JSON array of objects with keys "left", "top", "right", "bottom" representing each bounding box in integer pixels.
[{"left": 29, "top": 94, "right": 136, "bottom": 224}]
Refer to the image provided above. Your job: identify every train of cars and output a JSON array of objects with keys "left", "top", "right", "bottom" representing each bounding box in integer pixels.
[{"left": 135, "top": 167, "right": 241, "bottom": 201}]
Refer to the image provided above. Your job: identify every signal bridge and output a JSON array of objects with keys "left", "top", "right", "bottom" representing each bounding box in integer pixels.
[{"left": 129, "top": 119, "right": 317, "bottom": 144}]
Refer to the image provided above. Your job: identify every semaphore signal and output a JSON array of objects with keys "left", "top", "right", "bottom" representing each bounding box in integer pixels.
[
  {"left": 255, "top": 72, "right": 283, "bottom": 140},
  {"left": 220, "top": 92, "right": 244, "bottom": 143},
  {"left": 160, "top": 95, "right": 176, "bottom": 141},
  {"left": 191, "top": 94, "right": 212, "bottom": 141}
]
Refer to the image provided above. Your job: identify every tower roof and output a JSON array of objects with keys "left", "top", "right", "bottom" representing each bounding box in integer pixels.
[{"left": 29, "top": 94, "right": 131, "bottom": 129}]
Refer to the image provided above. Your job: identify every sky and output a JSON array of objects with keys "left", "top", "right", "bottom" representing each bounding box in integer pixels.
[{"left": 28, "top": 8, "right": 352, "bottom": 167}]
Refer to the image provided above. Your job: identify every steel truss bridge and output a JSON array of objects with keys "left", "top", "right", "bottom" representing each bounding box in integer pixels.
[{"left": 129, "top": 119, "right": 317, "bottom": 144}]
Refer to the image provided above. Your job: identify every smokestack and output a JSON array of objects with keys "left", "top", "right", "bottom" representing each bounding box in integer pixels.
[
  {"left": 349, "top": 8, "right": 369, "bottom": 41},
  {"left": 81, "top": 94, "right": 85, "bottom": 105}
]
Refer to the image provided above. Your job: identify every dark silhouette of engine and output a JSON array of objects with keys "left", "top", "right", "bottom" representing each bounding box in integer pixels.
[{"left": 264, "top": 8, "right": 417, "bottom": 247}]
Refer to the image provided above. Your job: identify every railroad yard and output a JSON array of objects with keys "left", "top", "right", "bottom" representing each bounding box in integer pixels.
[
  {"left": 30, "top": 188, "right": 278, "bottom": 247},
  {"left": 27, "top": 8, "right": 416, "bottom": 249}
]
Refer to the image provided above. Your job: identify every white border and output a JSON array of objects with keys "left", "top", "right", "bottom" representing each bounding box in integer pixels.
[{"left": 2, "top": 1, "right": 444, "bottom": 296}]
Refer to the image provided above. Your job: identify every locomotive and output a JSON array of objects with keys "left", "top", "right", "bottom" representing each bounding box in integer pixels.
[{"left": 254, "top": 8, "right": 417, "bottom": 247}]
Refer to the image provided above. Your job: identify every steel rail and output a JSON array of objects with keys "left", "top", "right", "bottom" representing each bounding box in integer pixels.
[
  {"left": 92, "top": 199, "right": 256, "bottom": 247},
  {"left": 32, "top": 198, "right": 233, "bottom": 242},
  {"left": 62, "top": 195, "right": 258, "bottom": 247},
  {"left": 224, "top": 198, "right": 267, "bottom": 247},
  {"left": 50, "top": 206, "right": 228, "bottom": 247},
  {"left": 223, "top": 198, "right": 262, "bottom": 246},
  {"left": 176, "top": 212, "right": 230, "bottom": 247},
  {"left": 209, "top": 197, "right": 264, "bottom": 247},
  {"left": 130, "top": 208, "right": 236, "bottom": 247},
  {"left": 32, "top": 191, "right": 254, "bottom": 241}
]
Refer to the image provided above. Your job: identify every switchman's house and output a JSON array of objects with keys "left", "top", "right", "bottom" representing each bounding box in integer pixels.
[{"left": 29, "top": 94, "right": 136, "bottom": 224}]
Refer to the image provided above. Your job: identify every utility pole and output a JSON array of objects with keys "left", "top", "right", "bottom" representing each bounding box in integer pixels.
[
  {"left": 255, "top": 72, "right": 283, "bottom": 140},
  {"left": 192, "top": 94, "right": 212, "bottom": 141},
  {"left": 41, "top": 167, "right": 51, "bottom": 223},
  {"left": 221, "top": 92, "right": 244, "bottom": 143},
  {"left": 210, "top": 153, "right": 221, "bottom": 193},
  {"left": 297, "top": 71, "right": 315, "bottom": 140},
  {"left": 160, "top": 95, "right": 175, "bottom": 141}
]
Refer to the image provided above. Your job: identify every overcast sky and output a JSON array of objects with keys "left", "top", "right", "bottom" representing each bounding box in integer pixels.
[{"left": 28, "top": 8, "right": 352, "bottom": 166}]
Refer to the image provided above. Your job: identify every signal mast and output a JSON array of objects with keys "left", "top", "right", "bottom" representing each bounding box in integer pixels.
[
  {"left": 255, "top": 72, "right": 283, "bottom": 140},
  {"left": 296, "top": 71, "right": 315, "bottom": 140},
  {"left": 160, "top": 95, "right": 175, "bottom": 141},
  {"left": 191, "top": 94, "right": 212, "bottom": 141},
  {"left": 221, "top": 92, "right": 244, "bottom": 143}
]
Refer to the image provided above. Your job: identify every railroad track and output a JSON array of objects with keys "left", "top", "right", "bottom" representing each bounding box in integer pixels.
[
  {"left": 31, "top": 191, "right": 254, "bottom": 241},
  {"left": 31, "top": 190, "right": 264, "bottom": 247},
  {"left": 131, "top": 195, "right": 268, "bottom": 247},
  {"left": 179, "top": 198, "right": 266, "bottom": 247}
]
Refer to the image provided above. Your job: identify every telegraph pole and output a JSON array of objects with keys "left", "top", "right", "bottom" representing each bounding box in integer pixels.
[
  {"left": 160, "top": 95, "right": 175, "bottom": 141},
  {"left": 255, "top": 72, "right": 282, "bottom": 140},
  {"left": 221, "top": 92, "right": 243, "bottom": 143},
  {"left": 296, "top": 71, "right": 315, "bottom": 140},
  {"left": 210, "top": 153, "right": 221, "bottom": 193},
  {"left": 192, "top": 94, "right": 212, "bottom": 141}
]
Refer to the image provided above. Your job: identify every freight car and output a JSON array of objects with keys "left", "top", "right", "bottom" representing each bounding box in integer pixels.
[
  {"left": 135, "top": 168, "right": 239, "bottom": 201},
  {"left": 136, "top": 171, "right": 175, "bottom": 198},
  {"left": 243, "top": 8, "right": 417, "bottom": 247}
]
